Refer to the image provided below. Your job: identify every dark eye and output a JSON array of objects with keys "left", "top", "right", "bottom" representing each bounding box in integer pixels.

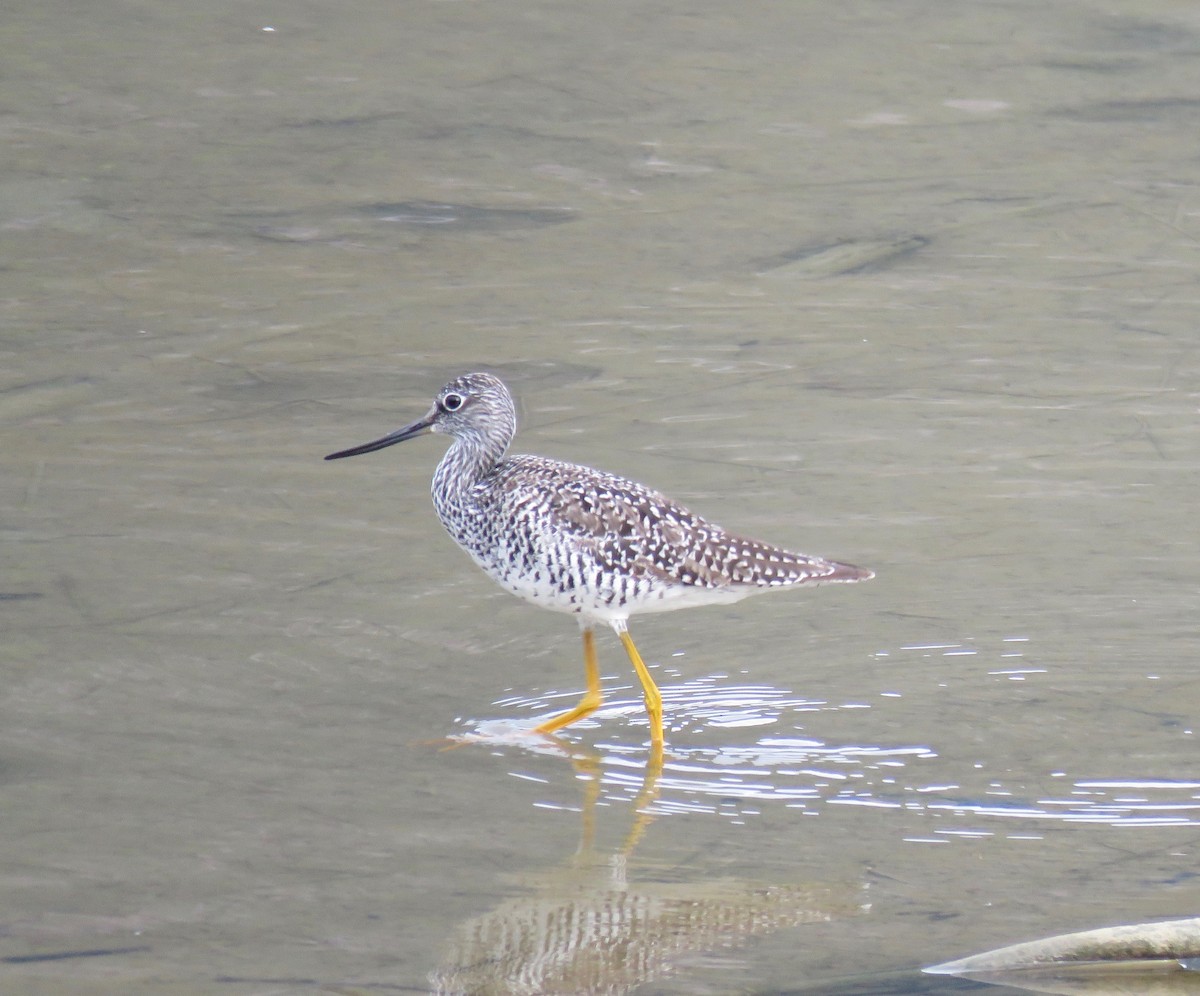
[{"left": 441, "top": 392, "right": 464, "bottom": 412}]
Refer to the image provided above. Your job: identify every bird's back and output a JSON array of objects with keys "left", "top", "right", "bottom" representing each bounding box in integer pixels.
[{"left": 435, "top": 452, "right": 871, "bottom": 621}]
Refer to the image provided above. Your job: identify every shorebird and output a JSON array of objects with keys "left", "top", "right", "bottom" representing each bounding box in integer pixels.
[{"left": 326, "top": 372, "right": 872, "bottom": 749}]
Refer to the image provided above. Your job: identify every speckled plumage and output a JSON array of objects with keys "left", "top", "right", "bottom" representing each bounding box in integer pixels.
[
  {"left": 326, "top": 371, "right": 873, "bottom": 748},
  {"left": 442, "top": 451, "right": 873, "bottom": 622}
]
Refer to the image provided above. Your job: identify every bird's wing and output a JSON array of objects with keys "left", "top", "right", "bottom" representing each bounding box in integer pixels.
[{"left": 502, "top": 457, "right": 868, "bottom": 589}]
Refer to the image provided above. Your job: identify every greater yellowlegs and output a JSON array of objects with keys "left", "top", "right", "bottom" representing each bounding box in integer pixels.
[{"left": 326, "top": 372, "right": 873, "bottom": 749}]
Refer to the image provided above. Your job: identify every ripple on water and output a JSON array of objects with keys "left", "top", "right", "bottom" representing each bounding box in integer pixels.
[{"left": 463, "top": 637, "right": 1199, "bottom": 834}]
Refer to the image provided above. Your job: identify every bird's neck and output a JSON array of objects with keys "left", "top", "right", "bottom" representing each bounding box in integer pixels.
[{"left": 432, "top": 426, "right": 512, "bottom": 506}]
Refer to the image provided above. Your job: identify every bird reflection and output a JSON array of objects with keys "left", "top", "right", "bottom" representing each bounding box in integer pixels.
[{"left": 429, "top": 740, "right": 865, "bottom": 995}]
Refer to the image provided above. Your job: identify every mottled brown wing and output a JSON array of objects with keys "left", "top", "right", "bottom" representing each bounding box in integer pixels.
[{"left": 520, "top": 457, "right": 871, "bottom": 590}]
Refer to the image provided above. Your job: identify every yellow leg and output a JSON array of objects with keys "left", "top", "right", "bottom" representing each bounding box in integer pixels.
[
  {"left": 618, "top": 628, "right": 664, "bottom": 750},
  {"left": 533, "top": 628, "right": 602, "bottom": 736}
]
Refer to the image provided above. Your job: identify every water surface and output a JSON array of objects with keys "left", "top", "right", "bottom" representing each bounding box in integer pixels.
[{"left": 2, "top": 0, "right": 1198, "bottom": 992}]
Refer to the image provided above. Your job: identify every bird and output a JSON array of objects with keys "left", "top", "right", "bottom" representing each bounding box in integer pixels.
[{"left": 325, "top": 372, "right": 873, "bottom": 750}]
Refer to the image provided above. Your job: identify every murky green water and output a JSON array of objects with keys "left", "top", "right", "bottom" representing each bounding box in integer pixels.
[{"left": 3, "top": 1, "right": 1198, "bottom": 993}]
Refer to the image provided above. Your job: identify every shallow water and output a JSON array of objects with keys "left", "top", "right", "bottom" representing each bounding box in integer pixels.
[{"left": 3, "top": 0, "right": 1199, "bottom": 993}]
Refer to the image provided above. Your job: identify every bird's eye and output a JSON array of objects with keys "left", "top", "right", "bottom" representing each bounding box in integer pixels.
[{"left": 441, "top": 392, "right": 464, "bottom": 412}]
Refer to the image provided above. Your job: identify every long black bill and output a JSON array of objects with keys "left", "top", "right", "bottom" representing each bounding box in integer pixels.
[{"left": 324, "top": 411, "right": 436, "bottom": 460}]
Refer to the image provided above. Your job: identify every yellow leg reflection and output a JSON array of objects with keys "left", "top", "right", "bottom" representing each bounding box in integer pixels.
[
  {"left": 621, "top": 737, "right": 663, "bottom": 854},
  {"left": 533, "top": 627, "right": 602, "bottom": 737},
  {"left": 617, "top": 626, "right": 664, "bottom": 750},
  {"left": 563, "top": 739, "right": 662, "bottom": 857}
]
